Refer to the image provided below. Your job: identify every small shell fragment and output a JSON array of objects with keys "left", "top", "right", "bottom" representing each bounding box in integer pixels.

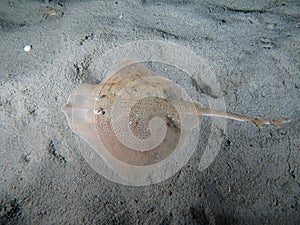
[{"left": 23, "top": 45, "right": 32, "bottom": 52}]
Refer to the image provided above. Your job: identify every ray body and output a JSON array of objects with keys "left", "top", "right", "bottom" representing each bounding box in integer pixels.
[{"left": 62, "top": 62, "right": 291, "bottom": 179}]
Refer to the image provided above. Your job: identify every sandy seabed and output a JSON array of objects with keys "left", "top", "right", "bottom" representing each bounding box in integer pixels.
[{"left": 0, "top": 0, "right": 299, "bottom": 224}]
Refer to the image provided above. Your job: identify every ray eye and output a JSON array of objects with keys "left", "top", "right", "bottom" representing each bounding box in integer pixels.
[{"left": 95, "top": 107, "right": 105, "bottom": 115}]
